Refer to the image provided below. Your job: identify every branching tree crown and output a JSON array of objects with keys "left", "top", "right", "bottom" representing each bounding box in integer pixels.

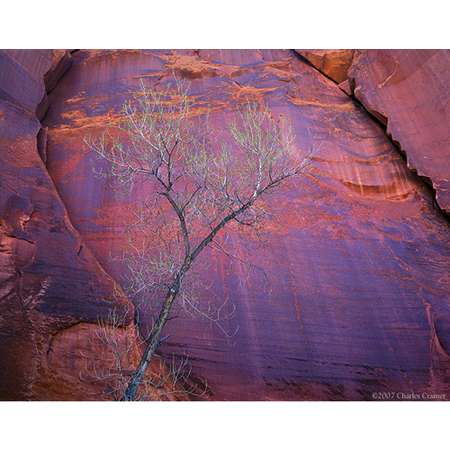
[{"left": 85, "top": 77, "right": 312, "bottom": 400}]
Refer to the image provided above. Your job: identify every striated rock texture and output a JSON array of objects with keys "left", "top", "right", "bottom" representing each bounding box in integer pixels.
[
  {"left": 0, "top": 50, "right": 180, "bottom": 400},
  {"left": 347, "top": 50, "right": 450, "bottom": 213},
  {"left": 40, "top": 50, "right": 450, "bottom": 400}
]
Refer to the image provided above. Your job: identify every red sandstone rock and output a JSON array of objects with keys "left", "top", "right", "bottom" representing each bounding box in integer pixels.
[
  {"left": 295, "top": 50, "right": 354, "bottom": 83},
  {"left": 348, "top": 50, "right": 450, "bottom": 213},
  {"left": 0, "top": 50, "right": 177, "bottom": 400},
  {"left": 42, "top": 50, "right": 450, "bottom": 400}
]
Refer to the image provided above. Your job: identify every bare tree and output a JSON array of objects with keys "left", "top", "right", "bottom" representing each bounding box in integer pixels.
[{"left": 85, "top": 77, "right": 312, "bottom": 401}]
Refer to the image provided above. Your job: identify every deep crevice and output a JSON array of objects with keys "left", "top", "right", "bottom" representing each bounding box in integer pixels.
[{"left": 347, "top": 91, "right": 450, "bottom": 224}]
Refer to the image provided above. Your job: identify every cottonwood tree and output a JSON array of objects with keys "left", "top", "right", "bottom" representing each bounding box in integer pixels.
[{"left": 86, "top": 77, "right": 312, "bottom": 401}]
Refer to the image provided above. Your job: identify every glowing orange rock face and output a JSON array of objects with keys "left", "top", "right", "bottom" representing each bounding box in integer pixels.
[
  {"left": 296, "top": 49, "right": 354, "bottom": 84},
  {"left": 40, "top": 50, "right": 450, "bottom": 400},
  {"left": 348, "top": 50, "right": 450, "bottom": 214}
]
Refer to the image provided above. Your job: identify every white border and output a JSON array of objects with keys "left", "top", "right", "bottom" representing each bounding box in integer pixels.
[
  {"left": 1, "top": 0, "right": 449, "bottom": 48},
  {"left": 1, "top": 402, "right": 449, "bottom": 449}
]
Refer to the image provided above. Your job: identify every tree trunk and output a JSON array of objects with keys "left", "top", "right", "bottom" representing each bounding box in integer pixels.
[{"left": 122, "top": 288, "right": 178, "bottom": 401}]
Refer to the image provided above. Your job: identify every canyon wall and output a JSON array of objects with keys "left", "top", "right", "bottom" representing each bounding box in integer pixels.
[{"left": 37, "top": 50, "right": 450, "bottom": 400}]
